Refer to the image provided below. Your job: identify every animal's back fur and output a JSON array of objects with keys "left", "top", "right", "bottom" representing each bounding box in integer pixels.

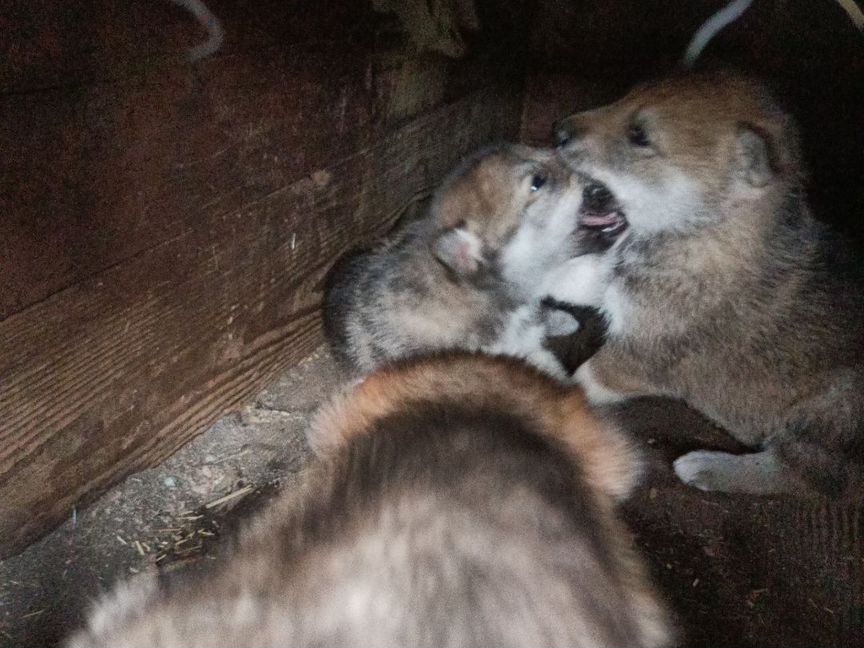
[{"left": 68, "top": 354, "right": 672, "bottom": 648}]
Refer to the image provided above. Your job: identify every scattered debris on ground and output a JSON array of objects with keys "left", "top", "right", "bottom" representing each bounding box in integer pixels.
[{"left": 1, "top": 347, "right": 861, "bottom": 647}]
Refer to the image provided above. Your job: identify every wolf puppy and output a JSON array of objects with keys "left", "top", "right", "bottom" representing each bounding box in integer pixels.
[
  {"left": 68, "top": 353, "right": 672, "bottom": 648},
  {"left": 550, "top": 71, "right": 864, "bottom": 495},
  {"left": 324, "top": 144, "right": 605, "bottom": 375}
]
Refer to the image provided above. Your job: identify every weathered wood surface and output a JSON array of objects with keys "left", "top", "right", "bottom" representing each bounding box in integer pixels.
[
  {"left": 0, "top": 0, "right": 522, "bottom": 557},
  {"left": 0, "top": 84, "right": 520, "bottom": 558},
  {"left": 0, "top": 2, "right": 444, "bottom": 319}
]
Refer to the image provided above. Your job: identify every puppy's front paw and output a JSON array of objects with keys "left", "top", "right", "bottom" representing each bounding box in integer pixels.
[
  {"left": 543, "top": 308, "right": 581, "bottom": 336},
  {"left": 487, "top": 305, "right": 571, "bottom": 381},
  {"left": 539, "top": 253, "right": 608, "bottom": 306},
  {"left": 673, "top": 449, "right": 791, "bottom": 495},
  {"left": 673, "top": 450, "right": 735, "bottom": 492}
]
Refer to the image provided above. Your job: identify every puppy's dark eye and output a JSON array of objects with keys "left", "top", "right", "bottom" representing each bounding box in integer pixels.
[
  {"left": 530, "top": 174, "right": 547, "bottom": 192},
  {"left": 627, "top": 123, "right": 651, "bottom": 147}
]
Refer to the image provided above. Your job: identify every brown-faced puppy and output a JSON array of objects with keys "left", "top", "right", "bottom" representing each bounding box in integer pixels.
[
  {"left": 323, "top": 144, "right": 609, "bottom": 376},
  {"left": 67, "top": 353, "right": 673, "bottom": 648},
  {"left": 546, "top": 71, "right": 864, "bottom": 496}
]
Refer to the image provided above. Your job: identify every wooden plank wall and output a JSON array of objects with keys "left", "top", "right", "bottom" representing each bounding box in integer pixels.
[{"left": 0, "top": 1, "right": 524, "bottom": 557}]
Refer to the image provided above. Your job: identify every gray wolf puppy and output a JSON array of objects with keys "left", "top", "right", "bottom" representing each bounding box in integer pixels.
[
  {"left": 324, "top": 144, "right": 608, "bottom": 375},
  {"left": 546, "top": 71, "right": 864, "bottom": 495},
  {"left": 67, "top": 353, "right": 673, "bottom": 648}
]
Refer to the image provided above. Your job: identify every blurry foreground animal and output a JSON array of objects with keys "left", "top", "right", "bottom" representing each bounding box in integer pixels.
[{"left": 67, "top": 353, "right": 673, "bottom": 648}]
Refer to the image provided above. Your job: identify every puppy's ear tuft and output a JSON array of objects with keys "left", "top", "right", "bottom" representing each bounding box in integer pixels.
[
  {"left": 735, "top": 123, "right": 777, "bottom": 188},
  {"left": 432, "top": 227, "right": 483, "bottom": 276}
]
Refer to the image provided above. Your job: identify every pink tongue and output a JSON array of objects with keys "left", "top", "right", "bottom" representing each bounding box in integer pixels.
[{"left": 581, "top": 213, "right": 618, "bottom": 228}]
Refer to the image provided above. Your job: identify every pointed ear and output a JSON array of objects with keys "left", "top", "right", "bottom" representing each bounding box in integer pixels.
[
  {"left": 735, "top": 123, "right": 776, "bottom": 188},
  {"left": 432, "top": 227, "right": 483, "bottom": 276}
]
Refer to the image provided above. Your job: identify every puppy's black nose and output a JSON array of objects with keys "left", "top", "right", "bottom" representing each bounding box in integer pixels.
[{"left": 582, "top": 182, "right": 615, "bottom": 212}]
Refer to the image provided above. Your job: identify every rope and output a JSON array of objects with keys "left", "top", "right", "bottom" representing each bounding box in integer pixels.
[{"left": 166, "top": 0, "right": 225, "bottom": 62}]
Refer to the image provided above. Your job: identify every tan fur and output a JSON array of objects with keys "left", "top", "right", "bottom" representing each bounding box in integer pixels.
[
  {"left": 554, "top": 71, "right": 864, "bottom": 494},
  {"left": 310, "top": 353, "right": 669, "bottom": 647},
  {"left": 68, "top": 353, "right": 673, "bottom": 648},
  {"left": 311, "top": 352, "right": 641, "bottom": 502}
]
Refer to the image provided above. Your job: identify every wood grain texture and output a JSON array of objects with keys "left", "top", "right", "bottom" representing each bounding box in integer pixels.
[
  {"left": 0, "top": 0, "right": 501, "bottom": 319},
  {"left": 0, "top": 83, "right": 521, "bottom": 558},
  {"left": 0, "top": 0, "right": 525, "bottom": 557}
]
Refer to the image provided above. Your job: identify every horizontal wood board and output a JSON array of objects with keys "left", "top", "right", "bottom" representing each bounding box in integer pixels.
[{"left": 0, "top": 0, "right": 523, "bottom": 556}]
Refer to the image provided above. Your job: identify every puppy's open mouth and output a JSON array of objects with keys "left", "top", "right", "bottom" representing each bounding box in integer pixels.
[{"left": 578, "top": 182, "right": 628, "bottom": 239}]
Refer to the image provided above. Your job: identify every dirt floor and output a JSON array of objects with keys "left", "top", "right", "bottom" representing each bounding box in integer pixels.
[{"left": 1, "top": 346, "right": 861, "bottom": 647}]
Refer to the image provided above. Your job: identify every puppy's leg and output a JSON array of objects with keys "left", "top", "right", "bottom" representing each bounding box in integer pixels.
[
  {"left": 675, "top": 404, "right": 860, "bottom": 495},
  {"left": 576, "top": 359, "right": 629, "bottom": 404},
  {"left": 575, "top": 349, "right": 661, "bottom": 405},
  {"left": 769, "top": 419, "right": 862, "bottom": 495},
  {"left": 673, "top": 448, "right": 800, "bottom": 495}
]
